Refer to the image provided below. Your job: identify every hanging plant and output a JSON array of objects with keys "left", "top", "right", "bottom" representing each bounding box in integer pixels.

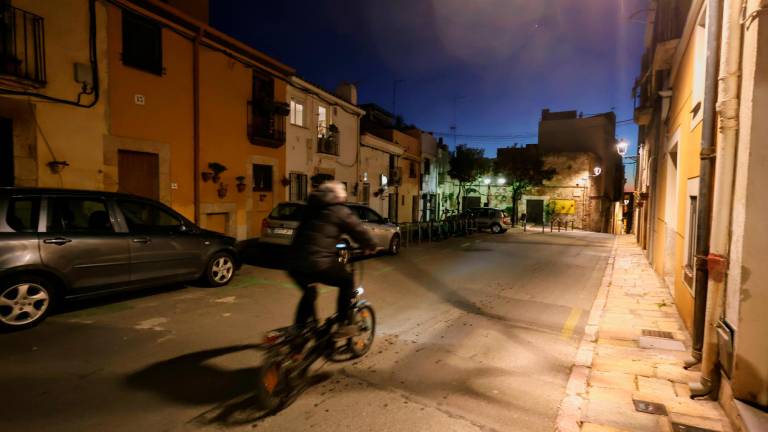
[
  {"left": 208, "top": 162, "right": 227, "bottom": 183},
  {"left": 236, "top": 176, "right": 246, "bottom": 193},
  {"left": 217, "top": 182, "right": 228, "bottom": 199}
]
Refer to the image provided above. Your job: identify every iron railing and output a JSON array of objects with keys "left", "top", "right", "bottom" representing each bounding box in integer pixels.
[
  {"left": 247, "top": 101, "right": 286, "bottom": 147},
  {"left": 0, "top": 5, "right": 45, "bottom": 85}
]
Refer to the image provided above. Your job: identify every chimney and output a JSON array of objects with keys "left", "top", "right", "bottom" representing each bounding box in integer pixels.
[{"left": 335, "top": 82, "right": 358, "bottom": 105}]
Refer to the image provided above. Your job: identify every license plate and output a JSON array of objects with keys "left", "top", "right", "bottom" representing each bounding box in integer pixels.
[{"left": 272, "top": 228, "right": 293, "bottom": 235}]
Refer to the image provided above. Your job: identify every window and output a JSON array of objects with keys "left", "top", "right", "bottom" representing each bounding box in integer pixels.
[
  {"left": 424, "top": 158, "right": 431, "bottom": 176},
  {"left": 289, "top": 172, "right": 308, "bottom": 201},
  {"left": 409, "top": 161, "right": 417, "bottom": 178},
  {"left": 253, "top": 164, "right": 273, "bottom": 192},
  {"left": 122, "top": 10, "right": 162, "bottom": 75},
  {"left": 6, "top": 197, "right": 39, "bottom": 232},
  {"left": 290, "top": 99, "right": 304, "bottom": 126},
  {"left": 691, "top": 7, "right": 707, "bottom": 127},
  {"left": 269, "top": 203, "right": 306, "bottom": 221},
  {"left": 47, "top": 198, "right": 113, "bottom": 233},
  {"left": 117, "top": 200, "right": 181, "bottom": 234},
  {"left": 317, "top": 106, "right": 327, "bottom": 137}
]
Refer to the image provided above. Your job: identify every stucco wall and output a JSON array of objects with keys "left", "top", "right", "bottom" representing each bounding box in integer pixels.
[{"left": 4, "top": 0, "right": 109, "bottom": 190}]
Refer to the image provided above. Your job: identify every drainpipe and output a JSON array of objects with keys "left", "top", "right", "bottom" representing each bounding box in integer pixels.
[
  {"left": 691, "top": 0, "right": 743, "bottom": 399},
  {"left": 688, "top": 0, "right": 722, "bottom": 371},
  {"left": 193, "top": 29, "right": 201, "bottom": 224}
]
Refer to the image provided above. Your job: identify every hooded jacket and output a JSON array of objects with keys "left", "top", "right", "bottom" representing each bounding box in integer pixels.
[{"left": 289, "top": 189, "right": 377, "bottom": 272}]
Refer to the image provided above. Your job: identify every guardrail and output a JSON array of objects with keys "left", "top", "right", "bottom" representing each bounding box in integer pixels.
[{"left": 397, "top": 216, "right": 479, "bottom": 248}]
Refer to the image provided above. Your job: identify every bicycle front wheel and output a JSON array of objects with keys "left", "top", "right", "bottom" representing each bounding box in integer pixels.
[{"left": 348, "top": 305, "right": 376, "bottom": 357}]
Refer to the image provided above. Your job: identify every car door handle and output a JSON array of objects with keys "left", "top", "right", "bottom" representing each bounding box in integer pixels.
[
  {"left": 43, "top": 237, "right": 72, "bottom": 245},
  {"left": 132, "top": 237, "right": 152, "bottom": 244}
]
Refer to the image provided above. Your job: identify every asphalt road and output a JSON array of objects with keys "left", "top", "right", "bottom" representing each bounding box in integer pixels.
[{"left": 0, "top": 229, "right": 614, "bottom": 432}]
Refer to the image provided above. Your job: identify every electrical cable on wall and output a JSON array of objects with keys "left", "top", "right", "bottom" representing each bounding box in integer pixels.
[{"left": 0, "top": 0, "right": 100, "bottom": 108}]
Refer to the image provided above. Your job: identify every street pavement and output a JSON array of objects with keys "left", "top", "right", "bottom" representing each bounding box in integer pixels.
[{"left": 0, "top": 229, "right": 614, "bottom": 432}]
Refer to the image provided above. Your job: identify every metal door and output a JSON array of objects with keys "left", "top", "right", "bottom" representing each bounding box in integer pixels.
[
  {"left": 526, "top": 199, "right": 544, "bottom": 224},
  {"left": 39, "top": 196, "right": 132, "bottom": 293}
]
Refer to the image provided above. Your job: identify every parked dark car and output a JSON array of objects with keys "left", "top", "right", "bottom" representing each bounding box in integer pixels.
[{"left": 0, "top": 188, "right": 241, "bottom": 330}]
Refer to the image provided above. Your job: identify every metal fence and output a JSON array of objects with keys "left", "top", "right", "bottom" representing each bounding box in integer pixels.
[{"left": 0, "top": 5, "right": 46, "bottom": 85}]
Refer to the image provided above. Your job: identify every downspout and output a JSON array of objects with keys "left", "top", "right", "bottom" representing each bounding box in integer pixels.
[
  {"left": 688, "top": 0, "right": 722, "bottom": 369},
  {"left": 193, "top": 29, "right": 201, "bottom": 224},
  {"left": 691, "top": 0, "right": 743, "bottom": 399}
]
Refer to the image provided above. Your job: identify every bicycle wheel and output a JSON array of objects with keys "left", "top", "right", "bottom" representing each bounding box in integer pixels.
[{"left": 348, "top": 305, "right": 376, "bottom": 357}]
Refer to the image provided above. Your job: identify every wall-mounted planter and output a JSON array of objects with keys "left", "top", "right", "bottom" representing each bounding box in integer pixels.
[
  {"left": 201, "top": 171, "right": 213, "bottom": 182},
  {"left": 217, "top": 182, "right": 228, "bottom": 199},
  {"left": 236, "top": 176, "right": 246, "bottom": 193},
  {"left": 47, "top": 160, "right": 70, "bottom": 174}
]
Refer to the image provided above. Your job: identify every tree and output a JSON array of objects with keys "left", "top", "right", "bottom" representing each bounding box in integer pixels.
[
  {"left": 494, "top": 147, "right": 555, "bottom": 224},
  {"left": 448, "top": 145, "right": 489, "bottom": 211}
]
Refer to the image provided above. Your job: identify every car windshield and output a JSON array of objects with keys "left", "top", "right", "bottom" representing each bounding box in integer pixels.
[{"left": 269, "top": 203, "right": 306, "bottom": 221}]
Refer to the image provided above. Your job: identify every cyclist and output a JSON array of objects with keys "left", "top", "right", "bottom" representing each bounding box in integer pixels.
[{"left": 288, "top": 181, "right": 377, "bottom": 338}]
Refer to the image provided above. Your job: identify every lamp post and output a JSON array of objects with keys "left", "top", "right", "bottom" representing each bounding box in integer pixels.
[{"left": 483, "top": 177, "right": 506, "bottom": 207}]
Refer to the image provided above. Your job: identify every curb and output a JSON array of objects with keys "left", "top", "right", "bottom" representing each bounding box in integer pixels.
[{"left": 554, "top": 236, "right": 619, "bottom": 432}]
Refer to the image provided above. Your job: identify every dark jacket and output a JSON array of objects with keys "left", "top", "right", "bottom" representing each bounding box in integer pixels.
[{"left": 289, "top": 190, "right": 376, "bottom": 273}]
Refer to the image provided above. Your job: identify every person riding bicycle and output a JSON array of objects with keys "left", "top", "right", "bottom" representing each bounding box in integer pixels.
[{"left": 288, "top": 180, "right": 377, "bottom": 339}]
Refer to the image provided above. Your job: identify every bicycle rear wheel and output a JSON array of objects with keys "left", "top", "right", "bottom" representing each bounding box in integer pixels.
[
  {"left": 258, "top": 354, "right": 290, "bottom": 410},
  {"left": 348, "top": 305, "right": 376, "bottom": 357}
]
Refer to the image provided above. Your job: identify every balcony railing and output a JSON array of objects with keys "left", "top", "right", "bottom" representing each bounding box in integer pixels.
[
  {"left": 0, "top": 5, "right": 46, "bottom": 85},
  {"left": 247, "top": 101, "right": 286, "bottom": 148}
]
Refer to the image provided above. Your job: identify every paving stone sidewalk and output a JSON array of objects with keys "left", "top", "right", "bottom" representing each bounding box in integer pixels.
[{"left": 555, "top": 235, "right": 733, "bottom": 432}]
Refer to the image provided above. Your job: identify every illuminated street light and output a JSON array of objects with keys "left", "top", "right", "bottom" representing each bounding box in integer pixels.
[
  {"left": 497, "top": 177, "right": 506, "bottom": 185},
  {"left": 593, "top": 167, "right": 602, "bottom": 176},
  {"left": 616, "top": 139, "right": 629, "bottom": 157},
  {"left": 483, "top": 178, "right": 492, "bottom": 185}
]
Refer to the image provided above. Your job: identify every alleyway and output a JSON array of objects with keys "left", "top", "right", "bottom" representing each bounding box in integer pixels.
[{"left": 1, "top": 230, "right": 612, "bottom": 432}]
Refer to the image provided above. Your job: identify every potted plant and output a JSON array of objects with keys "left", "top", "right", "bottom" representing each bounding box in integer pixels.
[
  {"left": 47, "top": 160, "right": 70, "bottom": 174},
  {"left": 208, "top": 162, "right": 227, "bottom": 183},
  {"left": 201, "top": 171, "right": 213, "bottom": 182},
  {"left": 235, "top": 176, "right": 246, "bottom": 193},
  {"left": 217, "top": 182, "right": 228, "bottom": 199}
]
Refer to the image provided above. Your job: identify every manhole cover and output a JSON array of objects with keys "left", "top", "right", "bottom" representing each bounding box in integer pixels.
[
  {"left": 671, "top": 422, "right": 718, "bottom": 432},
  {"left": 642, "top": 329, "right": 675, "bottom": 339},
  {"left": 632, "top": 399, "right": 668, "bottom": 415}
]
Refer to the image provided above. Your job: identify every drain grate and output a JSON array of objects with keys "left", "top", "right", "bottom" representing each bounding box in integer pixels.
[
  {"left": 642, "top": 329, "right": 675, "bottom": 339},
  {"left": 671, "top": 422, "right": 718, "bottom": 432},
  {"left": 633, "top": 399, "right": 668, "bottom": 415}
]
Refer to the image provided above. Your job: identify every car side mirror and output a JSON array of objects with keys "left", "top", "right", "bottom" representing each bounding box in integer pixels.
[{"left": 382, "top": 218, "right": 390, "bottom": 224}]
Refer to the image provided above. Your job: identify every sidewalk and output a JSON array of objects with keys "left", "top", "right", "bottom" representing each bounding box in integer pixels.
[{"left": 555, "top": 235, "right": 733, "bottom": 432}]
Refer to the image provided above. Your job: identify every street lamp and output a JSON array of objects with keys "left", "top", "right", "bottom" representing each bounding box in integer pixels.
[
  {"left": 616, "top": 139, "right": 629, "bottom": 157},
  {"left": 497, "top": 177, "right": 506, "bottom": 185},
  {"left": 593, "top": 167, "right": 602, "bottom": 176},
  {"left": 483, "top": 178, "right": 492, "bottom": 185}
]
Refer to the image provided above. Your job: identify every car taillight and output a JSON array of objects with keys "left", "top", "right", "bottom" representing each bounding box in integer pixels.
[{"left": 503, "top": 217, "right": 511, "bottom": 224}]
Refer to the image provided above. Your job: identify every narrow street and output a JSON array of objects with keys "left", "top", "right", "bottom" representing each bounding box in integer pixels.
[{"left": 0, "top": 230, "right": 613, "bottom": 432}]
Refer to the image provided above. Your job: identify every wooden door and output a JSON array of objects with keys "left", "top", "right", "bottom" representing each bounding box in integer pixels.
[{"left": 118, "top": 150, "right": 159, "bottom": 200}]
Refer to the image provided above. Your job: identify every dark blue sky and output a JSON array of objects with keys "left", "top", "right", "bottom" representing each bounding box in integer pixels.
[{"left": 211, "top": 0, "right": 646, "bottom": 180}]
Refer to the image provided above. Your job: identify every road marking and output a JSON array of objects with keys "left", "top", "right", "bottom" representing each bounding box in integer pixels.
[
  {"left": 461, "top": 242, "right": 471, "bottom": 247},
  {"left": 135, "top": 317, "right": 168, "bottom": 331},
  {"left": 373, "top": 266, "right": 394, "bottom": 275},
  {"left": 214, "top": 296, "right": 236, "bottom": 303},
  {"left": 561, "top": 308, "right": 582, "bottom": 339}
]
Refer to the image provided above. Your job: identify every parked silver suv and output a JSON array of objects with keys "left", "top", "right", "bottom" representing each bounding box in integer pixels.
[
  {"left": 261, "top": 201, "right": 401, "bottom": 255},
  {"left": 0, "top": 188, "right": 240, "bottom": 330},
  {"left": 464, "top": 207, "right": 512, "bottom": 233}
]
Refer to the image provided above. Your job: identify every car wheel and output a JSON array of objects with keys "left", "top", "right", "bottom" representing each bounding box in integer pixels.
[
  {"left": 205, "top": 252, "right": 236, "bottom": 287},
  {"left": 0, "top": 275, "right": 56, "bottom": 331},
  {"left": 388, "top": 234, "right": 400, "bottom": 255},
  {"left": 491, "top": 223, "right": 503, "bottom": 234}
]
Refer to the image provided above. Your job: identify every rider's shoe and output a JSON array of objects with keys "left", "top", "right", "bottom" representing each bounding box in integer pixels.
[{"left": 332, "top": 324, "right": 359, "bottom": 340}]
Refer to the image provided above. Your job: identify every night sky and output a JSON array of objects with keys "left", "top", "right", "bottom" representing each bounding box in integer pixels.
[{"left": 211, "top": 0, "right": 646, "bottom": 181}]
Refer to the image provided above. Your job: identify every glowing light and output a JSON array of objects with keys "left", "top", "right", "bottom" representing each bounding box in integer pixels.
[
  {"left": 497, "top": 177, "right": 506, "bottom": 185},
  {"left": 593, "top": 167, "right": 602, "bottom": 176},
  {"left": 483, "top": 178, "right": 491, "bottom": 185},
  {"left": 616, "top": 139, "right": 629, "bottom": 156}
]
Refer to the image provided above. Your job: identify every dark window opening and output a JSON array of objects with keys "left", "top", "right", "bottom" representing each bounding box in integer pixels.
[
  {"left": 409, "top": 161, "right": 417, "bottom": 178},
  {"left": 248, "top": 71, "right": 286, "bottom": 145},
  {"left": 122, "top": 10, "right": 163, "bottom": 75},
  {"left": 253, "top": 164, "right": 273, "bottom": 192},
  {"left": 0, "top": 117, "right": 12, "bottom": 187},
  {"left": 424, "top": 158, "right": 431, "bottom": 175},
  {"left": 289, "top": 172, "right": 308, "bottom": 201}
]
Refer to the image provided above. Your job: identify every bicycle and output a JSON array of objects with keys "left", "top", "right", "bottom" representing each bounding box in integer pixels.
[{"left": 257, "top": 243, "right": 376, "bottom": 410}]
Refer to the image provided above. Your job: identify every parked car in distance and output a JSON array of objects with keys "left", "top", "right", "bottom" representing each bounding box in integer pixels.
[
  {"left": 261, "top": 201, "right": 401, "bottom": 255},
  {"left": 464, "top": 207, "right": 512, "bottom": 233},
  {"left": 0, "top": 188, "right": 241, "bottom": 331}
]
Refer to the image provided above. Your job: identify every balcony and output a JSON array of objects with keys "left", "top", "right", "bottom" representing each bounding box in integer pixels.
[
  {"left": 247, "top": 100, "right": 287, "bottom": 148},
  {"left": 0, "top": 5, "right": 46, "bottom": 87}
]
